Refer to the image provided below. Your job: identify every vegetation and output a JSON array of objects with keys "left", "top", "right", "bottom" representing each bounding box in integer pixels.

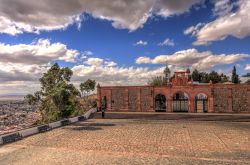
[
  {"left": 25, "top": 63, "right": 83, "bottom": 123},
  {"left": 191, "top": 69, "right": 229, "bottom": 83},
  {"left": 80, "top": 79, "right": 96, "bottom": 99},
  {"left": 150, "top": 65, "right": 241, "bottom": 85},
  {"left": 80, "top": 79, "right": 97, "bottom": 109},
  {"left": 231, "top": 65, "right": 240, "bottom": 84}
]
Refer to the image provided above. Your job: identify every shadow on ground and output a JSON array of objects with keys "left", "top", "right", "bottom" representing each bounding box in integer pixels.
[
  {"left": 213, "top": 121, "right": 250, "bottom": 131},
  {"left": 62, "top": 122, "right": 116, "bottom": 131}
]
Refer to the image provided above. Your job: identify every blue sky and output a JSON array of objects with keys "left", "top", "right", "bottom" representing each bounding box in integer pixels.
[{"left": 0, "top": 0, "right": 249, "bottom": 95}]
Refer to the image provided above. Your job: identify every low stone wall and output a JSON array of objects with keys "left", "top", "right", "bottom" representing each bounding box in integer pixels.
[{"left": 0, "top": 108, "right": 97, "bottom": 145}]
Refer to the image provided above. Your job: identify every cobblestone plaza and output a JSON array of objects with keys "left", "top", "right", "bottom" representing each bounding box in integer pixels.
[{"left": 0, "top": 119, "right": 249, "bottom": 164}]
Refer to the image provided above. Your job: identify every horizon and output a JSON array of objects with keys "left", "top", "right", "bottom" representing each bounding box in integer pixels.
[{"left": 0, "top": 0, "right": 249, "bottom": 96}]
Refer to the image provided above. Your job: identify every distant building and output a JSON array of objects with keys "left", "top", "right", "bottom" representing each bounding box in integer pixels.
[{"left": 97, "top": 69, "right": 250, "bottom": 113}]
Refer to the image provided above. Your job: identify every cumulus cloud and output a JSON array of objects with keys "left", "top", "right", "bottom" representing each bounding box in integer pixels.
[
  {"left": 134, "top": 40, "right": 148, "bottom": 46},
  {"left": 185, "top": 0, "right": 250, "bottom": 45},
  {"left": 155, "top": 0, "right": 203, "bottom": 17},
  {"left": 0, "top": 39, "right": 79, "bottom": 65},
  {"left": 0, "top": 0, "right": 204, "bottom": 35},
  {"left": 0, "top": 38, "right": 164, "bottom": 93},
  {"left": 72, "top": 65, "right": 164, "bottom": 86},
  {"left": 136, "top": 49, "right": 249, "bottom": 70},
  {"left": 0, "top": 39, "right": 81, "bottom": 84},
  {"left": 212, "top": 0, "right": 233, "bottom": 17},
  {"left": 84, "top": 57, "right": 118, "bottom": 67},
  {"left": 84, "top": 58, "right": 104, "bottom": 66},
  {"left": 158, "top": 38, "right": 175, "bottom": 46},
  {"left": 245, "top": 64, "right": 250, "bottom": 71}
]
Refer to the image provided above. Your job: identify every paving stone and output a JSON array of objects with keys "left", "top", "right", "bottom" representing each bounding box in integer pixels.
[{"left": 0, "top": 119, "right": 249, "bottom": 164}]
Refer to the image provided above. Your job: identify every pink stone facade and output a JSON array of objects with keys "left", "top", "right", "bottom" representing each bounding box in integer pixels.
[
  {"left": 97, "top": 84, "right": 250, "bottom": 113},
  {"left": 97, "top": 70, "right": 250, "bottom": 113}
]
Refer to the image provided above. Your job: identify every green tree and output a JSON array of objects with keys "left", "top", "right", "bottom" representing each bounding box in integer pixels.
[
  {"left": 26, "top": 63, "right": 81, "bottom": 122},
  {"left": 231, "top": 66, "right": 240, "bottom": 83},
  {"left": 80, "top": 79, "right": 96, "bottom": 98},
  {"left": 220, "top": 73, "right": 229, "bottom": 83},
  {"left": 191, "top": 69, "right": 200, "bottom": 82},
  {"left": 208, "top": 71, "right": 221, "bottom": 83},
  {"left": 199, "top": 72, "right": 209, "bottom": 83}
]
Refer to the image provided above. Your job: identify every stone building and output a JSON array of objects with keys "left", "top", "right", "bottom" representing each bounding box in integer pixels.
[{"left": 97, "top": 69, "right": 250, "bottom": 113}]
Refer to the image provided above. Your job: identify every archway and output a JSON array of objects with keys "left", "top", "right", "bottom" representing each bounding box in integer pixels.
[
  {"left": 195, "top": 93, "right": 208, "bottom": 113},
  {"left": 155, "top": 94, "right": 166, "bottom": 112},
  {"left": 173, "top": 92, "right": 189, "bottom": 112}
]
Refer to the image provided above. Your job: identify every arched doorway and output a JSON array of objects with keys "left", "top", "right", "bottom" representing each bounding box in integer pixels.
[
  {"left": 173, "top": 92, "right": 189, "bottom": 112},
  {"left": 155, "top": 94, "right": 166, "bottom": 112},
  {"left": 195, "top": 93, "right": 208, "bottom": 113}
]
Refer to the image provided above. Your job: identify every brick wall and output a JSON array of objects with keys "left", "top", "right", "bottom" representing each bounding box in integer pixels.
[{"left": 98, "top": 84, "right": 250, "bottom": 113}]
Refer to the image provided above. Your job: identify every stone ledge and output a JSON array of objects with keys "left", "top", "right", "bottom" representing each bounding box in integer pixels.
[{"left": 0, "top": 108, "right": 97, "bottom": 145}]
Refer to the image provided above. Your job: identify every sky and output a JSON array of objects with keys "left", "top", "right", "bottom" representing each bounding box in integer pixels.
[{"left": 0, "top": 0, "right": 249, "bottom": 95}]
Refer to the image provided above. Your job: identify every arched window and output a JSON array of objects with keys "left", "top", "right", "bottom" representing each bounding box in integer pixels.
[
  {"left": 195, "top": 93, "right": 208, "bottom": 113},
  {"left": 155, "top": 94, "right": 166, "bottom": 112},
  {"left": 173, "top": 92, "right": 189, "bottom": 112}
]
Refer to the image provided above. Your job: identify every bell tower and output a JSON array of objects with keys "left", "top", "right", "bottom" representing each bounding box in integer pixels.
[{"left": 171, "top": 68, "right": 191, "bottom": 86}]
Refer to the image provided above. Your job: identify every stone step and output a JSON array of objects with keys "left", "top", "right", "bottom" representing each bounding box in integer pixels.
[{"left": 93, "top": 112, "right": 250, "bottom": 122}]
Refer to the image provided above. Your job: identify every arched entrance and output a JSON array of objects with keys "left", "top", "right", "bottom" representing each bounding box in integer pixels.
[
  {"left": 155, "top": 94, "right": 166, "bottom": 112},
  {"left": 195, "top": 93, "right": 208, "bottom": 113},
  {"left": 173, "top": 92, "right": 189, "bottom": 112}
]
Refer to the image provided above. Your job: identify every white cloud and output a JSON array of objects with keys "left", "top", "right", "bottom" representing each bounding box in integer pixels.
[
  {"left": 72, "top": 65, "right": 164, "bottom": 86},
  {"left": 134, "top": 40, "right": 148, "bottom": 46},
  {"left": 0, "top": 39, "right": 81, "bottom": 84},
  {"left": 82, "top": 50, "right": 93, "bottom": 56},
  {"left": 212, "top": 0, "right": 233, "bottom": 17},
  {"left": 0, "top": 37, "right": 167, "bottom": 93},
  {"left": 184, "top": 23, "right": 204, "bottom": 36},
  {"left": 84, "top": 57, "right": 117, "bottom": 67},
  {"left": 0, "top": 81, "right": 41, "bottom": 96},
  {"left": 0, "top": 0, "right": 204, "bottom": 35},
  {"left": 158, "top": 38, "right": 175, "bottom": 46},
  {"left": 79, "top": 51, "right": 93, "bottom": 60},
  {"left": 245, "top": 64, "right": 250, "bottom": 71},
  {"left": 84, "top": 58, "right": 104, "bottom": 66},
  {"left": 0, "top": 39, "right": 79, "bottom": 65},
  {"left": 155, "top": 0, "right": 203, "bottom": 17},
  {"left": 185, "top": 0, "right": 250, "bottom": 45},
  {"left": 104, "top": 61, "right": 117, "bottom": 67},
  {"left": 136, "top": 48, "right": 249, "bottom": 71}
]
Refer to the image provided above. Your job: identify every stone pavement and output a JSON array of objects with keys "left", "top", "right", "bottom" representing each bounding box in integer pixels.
[{"left": 0, "top": 119, "right": 249, "bottom": 165}]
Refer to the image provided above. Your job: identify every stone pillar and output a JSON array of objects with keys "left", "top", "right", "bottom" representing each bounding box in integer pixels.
[
  {"left": 189, "top": 98, "right": 195, "bottom": 113},
  {"left": 228, "top": 89, "right": 233, "bottom": 112},
  {"left": 97, "top": 84, "right": 101, "bottom": 110},
  {"left": 125, "top": 88, "right": 129, "bottom": 111},
  {"left": 208, "top": 97, "right": 214, "bottom": 113},
  {"left": 139, "top": 88, "right": 142, "bottom": 112},
  {"left": 167, "top": 98, "right": 172, "bottom": 112}
]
